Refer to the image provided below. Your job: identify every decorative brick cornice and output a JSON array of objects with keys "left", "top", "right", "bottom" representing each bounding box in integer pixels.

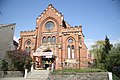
[{"left": 20, "top": 30, "right": 35, "bottom": 33}]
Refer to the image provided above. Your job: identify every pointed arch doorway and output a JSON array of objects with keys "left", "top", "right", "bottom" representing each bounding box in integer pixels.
[
  {"left": 33, "top": 46, "right": 56, "bottom": 70},
  {"left": 41, "top": 49, "right": 55, "bottom": 69}
]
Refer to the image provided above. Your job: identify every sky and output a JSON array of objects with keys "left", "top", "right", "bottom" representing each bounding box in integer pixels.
[{"left": 0, "top": 0, "right": 120, "bottom": 49}]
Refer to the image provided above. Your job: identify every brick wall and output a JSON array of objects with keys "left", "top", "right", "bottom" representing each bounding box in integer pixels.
[{"left": 19, "top": 4, "right": 89, "bottom": 69}]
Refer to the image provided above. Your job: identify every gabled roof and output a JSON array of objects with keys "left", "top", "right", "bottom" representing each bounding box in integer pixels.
[{"left": 36, "top": 4, "right": 63, "bottom": 21}]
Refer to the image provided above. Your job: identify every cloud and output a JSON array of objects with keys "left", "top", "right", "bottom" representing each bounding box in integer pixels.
[
  {"left": 85, "top": 39, "right": 96, "bottom": 50},
  {"left": 85, "top": 38, "right": 120, "bottom": 50},
  {"left": 13, "top": 36, "right": 19, "bottom": 43}
]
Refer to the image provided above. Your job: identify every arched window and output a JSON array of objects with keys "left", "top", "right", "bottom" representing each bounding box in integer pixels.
[
  {"left": 52, "top": 36, "right": 56, "bottom": 43},
  {"left": 72, "top": 45, "right": 74, "bottom": 59},
  {"left": 26, "top": 47, "right": 31, "bottom": 53},
  {"left": 47, "top": 36, "right": 51, "bottom": 43},
  {"left": 42, "top": 37, "right": 46, "bottom": 43},
  {"left": 68, "top": 38, "right": 73, "bottom": 44},
  {"left": 29, "top": 47, "right": 31, "bottom": 53},
  {"left": 67, "top": 45, "right": 71, "bottom": 59}
]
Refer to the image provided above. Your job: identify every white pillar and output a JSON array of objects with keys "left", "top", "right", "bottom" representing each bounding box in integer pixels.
[
  {"left": 24, "top": 69, "right": 28, "bottom": 78},
  {"left": 51, "top": 63, "right": 54, "bottom": 72},
  {"left": 108, "top": 72, "right": 112, "bottom": 80},
  {"left": 31, "top": 64, "right": 34, "bottom": 72}
]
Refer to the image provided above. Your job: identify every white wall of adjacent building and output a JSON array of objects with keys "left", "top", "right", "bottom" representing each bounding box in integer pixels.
[{"left": 0, "top": 23, "right": 16, "bottom": 59}]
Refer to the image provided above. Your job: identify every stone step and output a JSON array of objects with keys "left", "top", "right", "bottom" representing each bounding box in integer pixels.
[
  {"left": 28, "top": 74, "right": 48, "bottom": 77},
  {"left": 27, "top": 70, "right": 49, "bottom": 80}
]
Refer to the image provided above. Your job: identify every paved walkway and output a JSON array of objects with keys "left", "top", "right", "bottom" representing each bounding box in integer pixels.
[
  {"left": 1, "top": 70, "right": 49, "bottom": 80},
  {"left": 27, "top": 70, "right": 49, "bottom": 80},
  {"left": 0, "top": 77, "right": 44, "bottom": 80}
]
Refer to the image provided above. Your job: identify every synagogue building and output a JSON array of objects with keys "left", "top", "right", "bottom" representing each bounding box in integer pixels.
[{"left": 18, "top": 4, "right": 90, "bottom": 70}]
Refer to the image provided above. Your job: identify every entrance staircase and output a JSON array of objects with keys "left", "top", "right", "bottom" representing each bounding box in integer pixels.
[{"left": 27, "top": 70, "right": 49, "bottom": 80}]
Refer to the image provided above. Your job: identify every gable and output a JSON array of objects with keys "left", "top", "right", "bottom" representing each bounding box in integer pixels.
[{"left": 36, "top": 4, "right": 63, "bottom": 28}]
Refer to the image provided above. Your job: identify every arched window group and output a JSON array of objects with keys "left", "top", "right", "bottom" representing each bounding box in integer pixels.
[
  {"left": 42, "top": 36, "right": 56, "bottom": 43},
  {"left": 25, "top": 40, "right": 32, "bottom": 54},
  {"left": 67, "top": 38, "right": 75, "bottom": 59},
  {"left": 67, "top": 45, "right": 75, "bottom": 59}
]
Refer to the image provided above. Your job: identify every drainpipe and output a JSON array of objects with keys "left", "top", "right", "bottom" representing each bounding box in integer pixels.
[
  {"left": 79, "top": 46, "right": 80, "bottom": 68},
  {"left": 78, "top": 32, "right": 81, "bottom": 68}
]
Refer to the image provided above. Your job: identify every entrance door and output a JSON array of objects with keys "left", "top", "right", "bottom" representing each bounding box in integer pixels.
[{"left": 42, "top": 56, "right": 55, "bottom": 70}]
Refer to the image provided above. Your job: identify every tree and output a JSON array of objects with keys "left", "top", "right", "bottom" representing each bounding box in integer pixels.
[
  {"left": 5, "top": 50, "right": 32, "bottom": 71},
  {"left": 101, "top": 35, "right": 112, "bottom": 63},
  {"left": 106, "top": 43, "right": 120, "bottom": 77},
  {"left": 90, "top": 40, "right": 105, "bottom": 68}
]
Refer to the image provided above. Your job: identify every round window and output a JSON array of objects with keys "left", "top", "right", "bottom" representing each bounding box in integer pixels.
[
  {"left": 27, "top": 41, "right": 31, "bottom": 45},
  {"left": 45, "top": 21, "right": 54, "bottom": 30}
]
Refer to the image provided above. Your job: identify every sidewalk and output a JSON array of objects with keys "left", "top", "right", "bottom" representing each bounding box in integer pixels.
[{"left": 0, "top": 77, "right": 43, "bottom": 80}]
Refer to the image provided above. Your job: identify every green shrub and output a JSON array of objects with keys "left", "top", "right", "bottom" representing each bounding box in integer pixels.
[
  {"left": 113, "top": 74, "right": 120, "bottom": 80},
  {"left": 52, "top": 68, "right": 106, "bottom": 74},
  {"left": 0, "top": 59, "right": 8, "bottom": 71},
  {"left": 3, "top": 50, "right": 32, "bottom": 71}
]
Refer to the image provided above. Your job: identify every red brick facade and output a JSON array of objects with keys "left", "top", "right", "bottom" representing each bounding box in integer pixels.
[{"left": 18, "top": 4, "right": 89, "bottom": 70}]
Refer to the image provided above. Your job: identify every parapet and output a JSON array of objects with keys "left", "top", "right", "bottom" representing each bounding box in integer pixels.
[
  {"left": 20, "top": 30, "right": 36, "bottom": 37},
  {"left": 20, "top": 30, "right": 35, "bottom": 33}
]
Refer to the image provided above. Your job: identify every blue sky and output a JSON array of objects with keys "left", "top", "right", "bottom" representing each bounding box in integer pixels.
[{"left": 0, "top": 0, "right": 120, "bottom": 49}]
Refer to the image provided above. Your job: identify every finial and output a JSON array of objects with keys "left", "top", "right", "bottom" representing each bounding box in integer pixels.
[
  {"left": 48, "top": 4, "right": 53, "bottom": 7},
  {"left": 79, "top": 25, "right": 82, "bottom": 28}
]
